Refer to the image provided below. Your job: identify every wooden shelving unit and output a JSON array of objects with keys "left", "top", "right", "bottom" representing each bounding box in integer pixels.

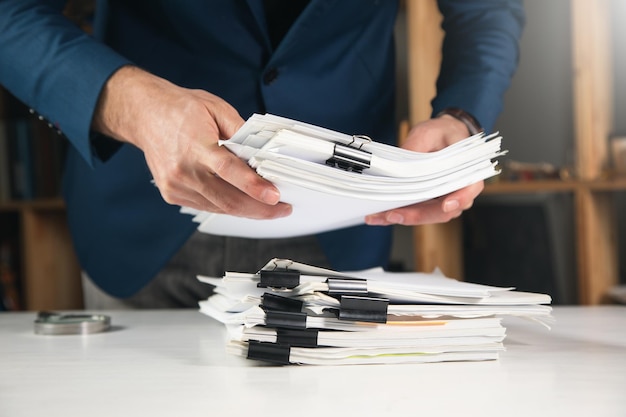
[
  {"left": 0, "top": 199, "right": 83, "bottom": 310},
  {"left": 405, "top": 0, "right": 618, "bottom": 305},
  {"left": 0, "top": 2, "right": 92, "bottom": 311}
]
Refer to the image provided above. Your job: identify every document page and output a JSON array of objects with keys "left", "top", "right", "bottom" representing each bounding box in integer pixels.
[{"left": 181, "top": 113, "right": 505, "bottom": 238}]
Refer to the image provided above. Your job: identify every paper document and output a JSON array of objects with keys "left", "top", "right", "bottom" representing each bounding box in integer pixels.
[
  {"left": 197, "top": 258, "right": 553, "bottom": 366},
  {"left": 181, "top": 113, "right": 505, "bottom": 238}
]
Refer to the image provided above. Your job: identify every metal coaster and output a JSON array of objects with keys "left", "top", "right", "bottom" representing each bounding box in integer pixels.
[{"left": 34, "top": 311, "right": 111, "bottom": 335}]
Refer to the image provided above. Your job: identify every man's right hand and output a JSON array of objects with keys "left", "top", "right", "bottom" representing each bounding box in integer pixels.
[{"left": 91, "top": 65, "right": 292, "bottom": 220}]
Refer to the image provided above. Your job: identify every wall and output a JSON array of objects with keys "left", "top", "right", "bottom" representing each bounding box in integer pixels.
[{"left": 494, "top": 0, "right": 573, "bottom": 167}]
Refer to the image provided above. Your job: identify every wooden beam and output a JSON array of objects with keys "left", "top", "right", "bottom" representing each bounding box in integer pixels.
[
  {"left": 575, "top": 189, "right": 617, "bottom": 304},
  {"left": 404, "top": 0, "right": 463, "bottom": 279},
  {"left": 21, "top": 208, "right": 83, "bottom": 310},
  {"left": 571, "top": 0, "right": 617, "bottom": 304},
  {"left": 405, "top": 0, "right": 443, "bottom": 126},
  {"left": 571, "top": 0, "right": 613, "bottom": 180}
]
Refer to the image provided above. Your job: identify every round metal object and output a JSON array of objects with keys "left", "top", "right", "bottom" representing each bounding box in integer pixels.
[{"left": 34, "top": 311, "right": 111, "bottom": 335}]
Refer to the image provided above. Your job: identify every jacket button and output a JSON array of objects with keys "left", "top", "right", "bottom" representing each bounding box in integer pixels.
[{"left": 263, "top": 67, "right": 279, "bottom": 85}]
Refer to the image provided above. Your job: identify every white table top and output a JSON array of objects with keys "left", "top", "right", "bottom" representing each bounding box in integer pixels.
[{"left": 1, "top": 306, "right": 625, "bottom": 417}]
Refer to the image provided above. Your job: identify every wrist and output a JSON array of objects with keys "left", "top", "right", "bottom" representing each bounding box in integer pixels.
[
  {"left": 436, "top": 108, "right": 483, "bottom": 136},
  {"left": 92, "top": 65, "right": 159, "bottom": 147}
]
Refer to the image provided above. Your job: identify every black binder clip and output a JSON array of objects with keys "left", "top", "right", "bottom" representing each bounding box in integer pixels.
[
  {"left": 276, "top": 328, "right": 319, "bottom": 348},
  {"left": 338, "top": 295, "right": 389, "bottom": 323},
  {"left": 264, "top": 309, "right": 308, "bottom": 329},
  {"left": 325, "top": 135, "right": 372, "bottom": 173},
  {"left": 258, "top": 268, "right": 300, "bottom": 289},
  {"left": 261, "top": 292, "right": 304, "bottom": 313},
  {"left": 258, "top": 259, "right": 301, "bottom": 288},
  {"left": 247, "top": 341, "right": 291, "bottom": 365}
]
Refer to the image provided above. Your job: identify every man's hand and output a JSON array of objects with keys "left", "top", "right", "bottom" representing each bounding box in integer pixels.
[
  {"left": 364, "top": 115, "right": 484, "bottom": 226},
  {"left": 92, "top": 66, "right": 292, "bottom": 219}
]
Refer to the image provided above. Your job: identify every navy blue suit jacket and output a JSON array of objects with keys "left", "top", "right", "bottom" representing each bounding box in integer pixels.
[{"left": 0, "top": 0, "right": 524, "bottom": 297}]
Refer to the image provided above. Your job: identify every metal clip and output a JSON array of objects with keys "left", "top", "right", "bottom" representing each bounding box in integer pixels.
[
  {"left": 276, "top": 328, "right": 319, "bottom": 348},
  {"left": 258, "top": 269, "right": 301, "bottom": 289},
  {"left": 338, "top": 295, "right": 389, "bottom": 323},
  {"left": 325, "top": 135, "right": 372, "bottom": 173},
  {"left": 247, "top": 341, "right": 291, "bottom": 365},
  {"left": 326, "top": 277, "right": 368, "bottom": 295},
  {"left": 261, "top": 292, "right": 304, "bottom": 312}
]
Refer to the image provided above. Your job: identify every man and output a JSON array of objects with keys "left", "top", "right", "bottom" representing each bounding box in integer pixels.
[{"left": 0, "top": 0, "right": 524, "bottom": 307}]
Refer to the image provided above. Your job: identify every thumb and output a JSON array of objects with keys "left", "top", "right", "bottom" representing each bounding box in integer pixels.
[{"left": 215, "top": 104, "right": 245, "bottom": 140}]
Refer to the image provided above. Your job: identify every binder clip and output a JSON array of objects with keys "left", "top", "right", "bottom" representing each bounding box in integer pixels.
[
  {"left": 261, "top": 292, "right": 308, "bottom": 330},
  {"left": 258, "top": 260, "right": 301, "bottom": 289},
  {"left": 264, "top": 309, "right": 308, "bottom": 329},
  {"left": 247, "top": 341, "right": 291, "bottom": 365},
  {"left": 326, "top": 277, "right": 368, "bottom": 295},
  {"left": 325, "top": 135, "right": 372, "bottom": 173},
  {"left": 276, "top": 328, "right": 319, "bottom": 348},
  {"left": 261, "top": 292, "right": 304, "bottom": 313},
  {"left": 338, "top": 295, "right": 389, "bottom": 323}
]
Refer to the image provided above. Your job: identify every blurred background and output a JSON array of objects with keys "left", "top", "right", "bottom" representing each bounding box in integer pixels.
[
  {"left": 391, "top": 0, "right": 626, "bottom": 305},
  {"left": 1, "top": 0, "right": 624, "bottom": 311}
]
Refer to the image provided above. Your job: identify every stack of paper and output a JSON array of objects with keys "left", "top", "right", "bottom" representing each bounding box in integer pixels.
[
  {"left": 182, "top": 113, "right": 506, "bottom": 238},
  {"left": 198, "top": 259, "right": 553, "bottom": 366}
]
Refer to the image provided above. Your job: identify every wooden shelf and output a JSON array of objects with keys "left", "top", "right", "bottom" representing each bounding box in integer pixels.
[
  {"left": 584, "top": 177, "right": 626, "bottom": 191},
  {"left": 0, "top": 198, "right": 66, "bottom": 211},
  {"left": 484, "top": 180, "right": 578, "bottom": 194},
  {"left": 484, "top": 177, "right": 626, "bottom": 194},
  {"left": 406, "top": 0, "right": 618, "bottom": 305},
  {"left": 0, "top": 198, "right": 83, "bottom": 311}
]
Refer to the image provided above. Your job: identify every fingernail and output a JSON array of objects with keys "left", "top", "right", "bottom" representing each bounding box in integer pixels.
[
  {"left": 278, "top": 204, "right": 292, "bottom": 217},
  {"left": 261, "top": 188, "right": 280, "bottom": 205},
  {"left": 386, "top": 212, "right": 404, "bottom": 224},
  {"left": 443, "top": 199, "right": 460, "bottom": 213},
  {"left": 365, "top": 215, "right": 384, "bottom": 225}
]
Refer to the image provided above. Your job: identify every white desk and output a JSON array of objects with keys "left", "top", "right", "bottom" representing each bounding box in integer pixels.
[{"left": 1, "top": 306, "right": 625, "bottom": 417}]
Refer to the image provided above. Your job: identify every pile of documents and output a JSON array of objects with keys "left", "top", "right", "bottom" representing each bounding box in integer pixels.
[
  {"left": 198, "top": 259, "right": 553, "bottom": 366},
  {"left": 182, "top": 113, "right": 505, "bottom": 238}
]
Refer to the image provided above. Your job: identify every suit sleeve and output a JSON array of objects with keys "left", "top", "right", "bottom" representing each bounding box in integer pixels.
[
  {"left": 432, "top": 0, "right": 525, "bottom": 132},
  {"left": 0, "top": 0, "right": 131, "bottom": 166}
]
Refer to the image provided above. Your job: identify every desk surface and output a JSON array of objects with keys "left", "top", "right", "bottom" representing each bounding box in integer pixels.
[{"left": 1, "top": 306, "right": 625, "bottom": 417}]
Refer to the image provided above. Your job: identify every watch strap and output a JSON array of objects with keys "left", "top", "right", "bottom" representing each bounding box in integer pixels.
[{"left": 436, "top": 108, "right": 484, "bottom": 136}]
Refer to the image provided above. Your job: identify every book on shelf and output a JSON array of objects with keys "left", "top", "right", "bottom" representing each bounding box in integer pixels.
[
  {"left": 0, "top": 237, "right": 22, "bottom": 311},
  {"left": 0, "top": 91, "right": 67, "bottom": 202},
  {"left": 197, "top": 258, "right": 553, "bottom": 366},
  {"left": 0, "top": 120, "right": 10, "bottom": 202},
  {"left": 8, "top": 118, "right": 35, "bottom": 200}
]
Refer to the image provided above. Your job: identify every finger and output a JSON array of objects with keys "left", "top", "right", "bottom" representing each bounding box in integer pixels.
[
  {"left": 169, "top": 192, "right": 223, "bottom": 213},
  {"left": 152, "top": 174, "right": 224, "bottom": 212},
  {"left": 203, "top": 146, "right": 283, "bottom": 205},
  {"left": 194, "top": 170, "right": 292, "bottom": 219},
  {"left": 441, "top": 181, "right": 484, "bottom": 213},
  {"left": 153, "top": 167, "right": 291, "bottom": 219},
  {"left": 213, "top": 104, "right": 245, "bottom": 139},
  {"left": 365, "top": 181, "right": 484, "bottom": 226},
  {"left": 365, "top": 198, "right": 452, "bottom": 226},
  {"left": 194, "top": 92, "right": 245, "bottom": 139}
]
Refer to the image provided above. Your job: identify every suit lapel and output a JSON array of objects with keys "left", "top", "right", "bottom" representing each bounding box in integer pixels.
[
  {"left": 245, "top": 0, "right": 340, "bottom": 56},
  {"left": 245, "top": 0, "right": 272, "bottom": 51}
]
